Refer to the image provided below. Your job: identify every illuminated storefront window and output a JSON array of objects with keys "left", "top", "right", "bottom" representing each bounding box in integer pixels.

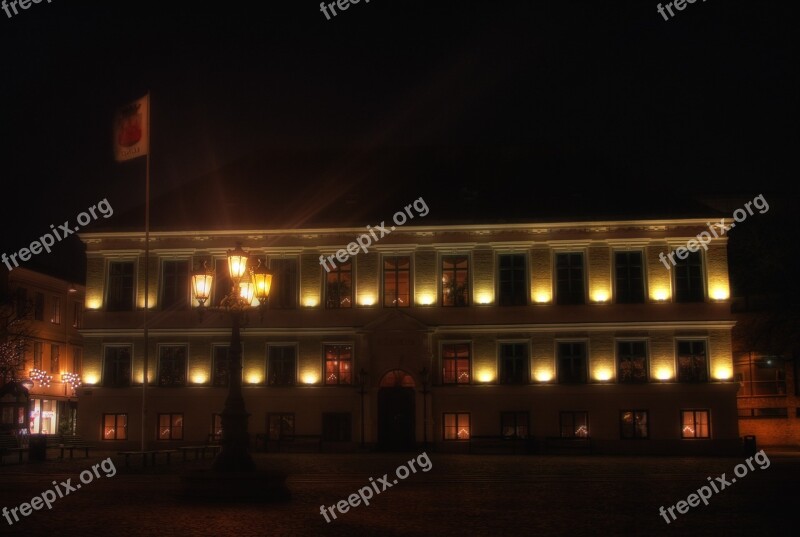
[{"left": 29, "top": 399, "right": 58, "bottom": 434}]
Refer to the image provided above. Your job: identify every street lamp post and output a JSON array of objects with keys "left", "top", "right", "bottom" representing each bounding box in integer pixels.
[
  {"left": 191, "top": 244, "right": 272, "bottom": 473},
  {"left": 419, "top": 367, "right": 430, "bottom": 447}
]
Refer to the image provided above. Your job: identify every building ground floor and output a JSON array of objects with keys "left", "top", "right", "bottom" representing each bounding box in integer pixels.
[{"left": 76, "top": 382, "right": 741, "bottom": 455}]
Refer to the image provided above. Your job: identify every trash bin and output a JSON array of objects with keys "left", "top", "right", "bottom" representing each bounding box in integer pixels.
[
  {"left": 742, "top": 435, "right": 757, "bottom": 458},
  {"left": 29, "top": 434, "right": 47, "bottom": 462}
]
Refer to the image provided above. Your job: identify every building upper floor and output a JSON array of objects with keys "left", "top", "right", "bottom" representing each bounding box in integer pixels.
[{"left": 78, "top": 218, "right": 732, "bottom": 329}]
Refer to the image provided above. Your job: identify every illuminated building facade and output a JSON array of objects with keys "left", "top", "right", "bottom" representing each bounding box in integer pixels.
[
  {"left": 1, "top": 267, "right": 84, "bottom": 436},
  {"left": 76, "top": 218, "right": 740, "bottom": 454}
]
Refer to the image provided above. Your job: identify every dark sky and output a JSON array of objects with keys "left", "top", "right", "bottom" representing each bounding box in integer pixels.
[{"left": 0, "top": 0, "right": 796, "bottom": 282}]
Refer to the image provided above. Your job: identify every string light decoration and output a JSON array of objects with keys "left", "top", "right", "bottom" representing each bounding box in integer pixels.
[
  {"left": 62, "top": 372, "right": 82, "bottom": 390},
  {"left": 30, "top": 368, "right": 53, "bottom": 388}
]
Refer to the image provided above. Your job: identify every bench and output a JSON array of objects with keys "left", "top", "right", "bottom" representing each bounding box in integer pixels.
[
  {"left": 177, "top": 444, "right": 222, "bottom": 461},
  {"left": 59, "top": 435, "right": 92, "bottom": 459},
  {"left": 117, "top": 449, "right": 179, "bottom": 467},
  {"left": 0, "top": 435, "right": 27, "bottom": 465},
  {"left": 545, "top": 436, "right": 592, "bottom": 454}
]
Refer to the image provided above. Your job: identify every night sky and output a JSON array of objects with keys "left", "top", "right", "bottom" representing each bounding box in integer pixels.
[{"left": 1, "top": 0, "right": 796, "bottom": 283}]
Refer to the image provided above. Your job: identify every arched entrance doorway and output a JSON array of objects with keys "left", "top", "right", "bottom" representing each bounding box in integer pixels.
[{"left": 378, "top": 370, "right": 415, "bottom": 451}]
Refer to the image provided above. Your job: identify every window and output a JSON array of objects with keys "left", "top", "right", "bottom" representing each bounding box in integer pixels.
[
  {"left": 161, "top": 260, "right": 189, "bottom": 309},
  {"left": 268, "top": 258, "right": 298, "bottom": 309},
  {"left": 441, "top": 255, "right": 469, "bottom": 307},
  {"left": 103, "top": 346, "right": 132, "bottom": 387},
  {"left": 501, "top": 411, "right": 529, "bottom": 439},
  {"left": 268, "top": 345, "right": 296, "bottom": 386},
  {"left": 103, "top": 414, "right": 127, "bottom": 440},
  {"left": 677, "top": 340, "right": 708, "bottom": 383},
  {"left": 498, "top": 254, "right": 527, "bottom": 306},
  {"left": 560, "top": 411, "right": 589, "bottom": 438},
  {"left": 51, "top": 296, "right": 61, "bottom": 324},
  {"left": 620, "top": 410, "right": 649, "bottom": 439},
  {"left": 383, "top": 256, "right": 411, "bottom": 307},
  {"left": 738, "top": 408, "right": 788, "bottom": 418},
  {"left": 681, "top": 410, "right": 710, "bottom": 438},
  {"left": 442, "top": 343, "right": 470, "bottom": 385},
  {"left": 322, "top": 413, "right": 351, "bottom": 442},
  {"left": 615, "top": 251, "right": 645, "bottom": 304},
  {"left": 326, "top": 260, "right": 353, "bottom": 309},
  {"left": 499, "top": 343, "right": 528, "bottom": 384},
  {"left": 33, "top": 342, "right": 43, "bottom": 370},
  {"left": 107, "top": 262, "right": 135, "bottom": 311},
  {"left": 158, "top": 345, "right": 187, "bottom": 387},
  {"left": 50, "top": 345, "right": 60, "bottom": 373},
  {"left": 443, "top": 413, "right": 470, "bottom": 440},
  {"left": 72, "top": 302, "right": 83, "bottom": 329},
  {"left": 557, "top": 342, "right": 587, "bottom": 384},
  {"left": 617, "top": 341, "right": 648, "bottom": 383},
  {"left": 157, "top": 413, "right": 184, "bottom": 440},
  {"left": 674, "top": 251, "right": 704, "bottom": 302},
  {"left": 14, "top": 287, "right": 28, "bottom": 314},
  {"left": 734, "top": 354, "right": 787, "bottom": 396},
  {"left": 211, "top": 414, "right": 223, "bottom": 442},
  {"left": 213, "top": 258, "right": 233, "bottom": 305},
  {"left": 324, "top": 344, "right": 352, "bottom": 385},
  {"left": 72, "top": 348, "right": 82, "bottom": 375},
  {"left": 212, "top": 346, "right": 229, "bottom": 387},
  {"left": 556, "top": 253, "right": 585, "bottom": 305},
  {"left": 34, "top": 292, "right": 44, "bottom": 321},
  {"left": 267, "top": 413, "right": 295, "bottom": 440}
]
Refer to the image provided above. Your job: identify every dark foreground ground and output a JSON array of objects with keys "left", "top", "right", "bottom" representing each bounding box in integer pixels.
[{"left": 0, "top": 449, "right": 796, "bottom": 537}]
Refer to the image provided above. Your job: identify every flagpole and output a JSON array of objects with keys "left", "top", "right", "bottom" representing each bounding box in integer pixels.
[{"left": 141, "top": 91, "right": 151, "bottom": 452}]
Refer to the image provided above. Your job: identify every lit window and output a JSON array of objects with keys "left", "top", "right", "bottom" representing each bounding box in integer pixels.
[
  {"left": 620, "top": 410, "right": 649, "bottom": 439},
  {"left": 326, "top": 260, "right": 352, "bottom": 309},
  {"left": 682, "top": 409, "right": 710, "bottom": 438},
  {"left": 324, "top": 344, "right": 352, "bottom": 385},
  {"left": 442, "top": 343, "right": 470, "bottom": 384},
  {"left": 383, "top": 256, "right": 411, "bottom": 307},
  {"left": 103, "top": 413, "right": 127, "bottom": 440},
  {"left": 443, "top": 413, "right": 470, "bottom": 440},
  {"left": 560, "top": 411, "right": 589, "bottom": 438},
  {"left": 50, "top": 344, "right": 60, "bottom": 373},
  {"left": 158, "top": 413, "right": 183, "bottom": 440},
  {"left": 441, "top": 255, "right": 469, "bottom": 307}
]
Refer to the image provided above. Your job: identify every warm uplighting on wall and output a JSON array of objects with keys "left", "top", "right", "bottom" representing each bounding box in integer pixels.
[
  {"left": 593, "top": 368, "right": 613, "bottom": 381},
  {"left": 191, "top": 372, "right": 208, "bottom": 384},
  {"left": 535, "top": 370, "right": 553, "bottom": 382},
  {"left": 303, "top": 296, "right": 319, "bottom": 307},
  {"left": 651, "top": 288, "right": 670, "bottom": 302},
  {"left": 301, "top": 372, "right": 319, "bottom": 385},
  {"left": 710, "top": 287, "right": 730, "bottom": 301},
  {"left": 591, "top": 290, "right": 610, "bottom": 303},
  {"left": 83, "top": 373, "right": 99, "bottom": 385},
  {"left": 417, "top": 293, "right": 434, "bottom": 306},
  {"left": 476, "top": 290, "right": 493, "bottom": 305},
  {"left": 713, "top": 367, "right": 732, "bottom": 380},
  {"left": 245, "top": 372, "right": 263, "bottom": 385},
  {"left": 85, "top": 298, "right": 102, "bottom": 310},
  {"left": 359, "top": 294, "right": 376, "bottom": 306},
  {"left": 533, "top": 291, "right": 552, "bottom": 304},
  {"left": 655, "top": 367, "right": 673, "bottom": 381},
  {"left": 477, "top": 369, "right": 495, "bottom": 383}
]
